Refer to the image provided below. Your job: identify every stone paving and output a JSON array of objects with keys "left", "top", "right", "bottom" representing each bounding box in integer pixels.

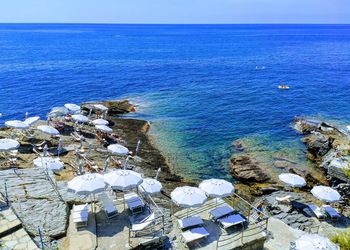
[
  {"left": 0, "top": 206, "right": 38, "bottom": 250},
  {"left": 0, "top": 207, "right": 21, "bottom": 236},
  {"left": 1, "top": 228, "right": 38, "bottom": 250}
]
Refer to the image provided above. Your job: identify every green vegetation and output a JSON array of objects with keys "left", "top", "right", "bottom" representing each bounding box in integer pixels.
[
  {"left": 344, "top": 165, "right": 350, "bottom": 179},
  {"left": 331, "top": 230, "right": 350, "bottom": 250}
]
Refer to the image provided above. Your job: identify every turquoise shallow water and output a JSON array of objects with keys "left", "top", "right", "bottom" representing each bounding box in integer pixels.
[{"left": 1, "top": 24, "right": 350, "bottom": 180}]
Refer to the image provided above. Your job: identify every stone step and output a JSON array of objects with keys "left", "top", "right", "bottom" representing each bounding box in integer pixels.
[{"left": 0, "top": 207, "right": 22, "bottom": 238}]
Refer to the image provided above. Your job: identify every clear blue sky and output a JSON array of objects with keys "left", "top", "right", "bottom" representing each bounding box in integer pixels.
[{"left": 0, "top": 0, "right": 349, "bottom": 24}]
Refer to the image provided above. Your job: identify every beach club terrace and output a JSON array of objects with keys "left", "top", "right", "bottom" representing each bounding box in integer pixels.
[{"left": 61, "top": 188, "right": 268, "bottom": 249}]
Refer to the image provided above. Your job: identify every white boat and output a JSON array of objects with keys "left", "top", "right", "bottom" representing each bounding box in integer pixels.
[{"left": 278, "top": 85, "right": 290, "bottom": 90}]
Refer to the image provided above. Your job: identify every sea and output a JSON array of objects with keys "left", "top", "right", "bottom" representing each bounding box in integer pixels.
[{"left": 1, "top": 24, "right": 350, "bottom": 181}]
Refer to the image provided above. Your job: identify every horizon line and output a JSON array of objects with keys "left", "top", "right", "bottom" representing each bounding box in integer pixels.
[{"left": 0, "top": 22, "right": 350, "bottom": 25}]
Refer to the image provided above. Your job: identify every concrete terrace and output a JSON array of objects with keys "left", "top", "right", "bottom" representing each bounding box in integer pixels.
[{"left": 58, "top": 191, "right": 170, "bottom": 250}]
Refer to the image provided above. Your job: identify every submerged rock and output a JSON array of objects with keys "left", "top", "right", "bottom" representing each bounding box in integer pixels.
[{"left": 230, "top": 155, "right": 271, "bottom": 183}]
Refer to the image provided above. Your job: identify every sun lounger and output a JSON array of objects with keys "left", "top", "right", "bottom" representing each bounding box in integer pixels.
[
  {"left": 98, "top": 193, "right": 118, "bottom": 219},
  {"left": 276, "top": 195, "right": 291, "bottom": 204},
  {"left": 181, "top": 226, "right": 210, "bottom": 244},
  {"left": 131, "top": 213, "right": 155, "bottom": 236},
  {"left": 209, "top": 205, "right": 235, "bottom": 220},
  {"left": 291, "top": 201, "right": 309, "bottom": 212},
  {"left": 322, "top": 205, "right": 341, "bottom": 220},
  {"left": 124, "top": 192, "right": 145, "bottom": 214},
  {"left": 218, "top": 214, "right": 247, "bottom": 229},
  {"left": 305, "top": 204, "right": 325, "bottom": 219},
  {"left": 178, "top": 216, "right": 204, "bottom": 230},
  {"left": 71, "top": 131, "right": 85, "bottom": 142}
]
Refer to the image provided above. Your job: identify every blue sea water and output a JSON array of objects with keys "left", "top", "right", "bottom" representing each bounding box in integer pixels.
[{"left": 1, "top": 24, "right": 350, "bottom": 180}]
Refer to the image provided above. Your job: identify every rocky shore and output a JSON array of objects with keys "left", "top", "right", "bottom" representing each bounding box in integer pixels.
[
  {"left": 229, "top": 116, "right": 350, "bottom": 234},
  {"left": 0, "top": 99, "right": 184, "bottom": 246}
]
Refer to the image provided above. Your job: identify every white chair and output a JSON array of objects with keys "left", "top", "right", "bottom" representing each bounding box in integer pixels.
[
  {"left": 181, "top": 226, "right": 210, "bottom": 245},
  {"left": 178, "top": 216, "right": 204, "bottom": 230}
]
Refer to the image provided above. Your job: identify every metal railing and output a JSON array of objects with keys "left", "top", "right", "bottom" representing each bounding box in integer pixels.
[{"left": 127, "top": 191, "right": 166, "bottom": 248}]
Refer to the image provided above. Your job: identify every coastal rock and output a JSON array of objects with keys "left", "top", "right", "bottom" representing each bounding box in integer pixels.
[
  {"left": 263, "top": 191, "right": 320, "bottom": 231},
  {"left": 288, "top": 168, "right": 329, "bottom": 187},
  {"left": 294, "top": 117, "right": 320, "bottom": 134},
  {"left": 81, "top": 99, "right": 136, "bottom": 116},
  {"left": 232, "top": 140, "right": 244, "bottom": 151},
  {"left": 230, "top": 155, "right": 271, "bottom": 183},
  {"left": 303, "top": 132, "right": 332, "bottom": 161}
]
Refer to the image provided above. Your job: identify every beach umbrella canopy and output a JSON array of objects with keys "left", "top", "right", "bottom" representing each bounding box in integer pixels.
[
  {"left": 279, "top": 173, "right": 306, "bottom": 188},
  {"left": 64, "top": 103, "right": 81, "bottom": 113},
  {"left": 68, "top": 173, "right": 106, "bottom": 195},
  {"left": 37, "top": 125, "right": 60, "bottom": 136},
  {"left": 23, "top": 116, "right": 40, "bottom": 126},
  {"left": 0, "top": 139, "right": 20, "bottom": 152},
  {"left": 140, "top": 178, "right": 163, "bottom": 195},
  {"left": 171, "top": 186, "right": 207, "bottom": 208},
  {"left": 107, "top": 144, "right": 129, "bottom": 155},
  {"left": 33, "top": 157, "right": 64, "bottom": 172},
  {"left": 5, "top": 120, "right": 29, "bottom": 129},
  {"left": 92, "top": 118, "right": 109, "bottom": 126},
  {"left": 311, "top": 186, "right": 341, "bottom": 203},
  {"left": 72, "top": 114, "right": 89, "bottom": 123},
  {"left": 295, "top": 234, "right": 339, "bottom": 250},
  {"left": 94, "top": 104, "right": 108, "bottom": 111},
  {"left": 199, "top": 179, "right": 234, "bottom": 198},
  {"left": 104, "top": 169, "right": 143, "bottom": 191},
  {"left": 95, "top": 125, "right": 113, "bottom": 134},
  {"left": 48, "top": 107, "right": 69, "bottom": 118}
]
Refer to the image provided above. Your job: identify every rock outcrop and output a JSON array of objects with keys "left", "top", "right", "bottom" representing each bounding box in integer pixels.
[
  {"left": 230, "top": 155, "right": 271, "bottom": 183},
  {"left": 0, "top": 168, "right": 69, "bottom": 239},
  {"left": 303, "top": 132, "right": 332, "bottom": 161}
]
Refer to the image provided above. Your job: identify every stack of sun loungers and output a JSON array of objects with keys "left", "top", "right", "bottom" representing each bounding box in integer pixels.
[
  {"left": 72, "top": 204, "right": 89, "bottom": 228},
  {"left": 124, "top": 192, "right": 146, "bottom": 214},
  {"left": 209, "top": 205, "right": 247, "bottom": 229},
  {"left": 178, "top": 216, "right": 209, "bottom": 246},
  {"left": 97, "top": 193, "right": 118, "bottom": 219}
]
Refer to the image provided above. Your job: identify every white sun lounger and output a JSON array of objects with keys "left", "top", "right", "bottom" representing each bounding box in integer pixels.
[
  {"left": 178, "top": 216, "right": 204, "bottom": 230},
  {"left": 306, "top": 204, "right": 325, "bottom": 219},
  {"left": 131, "top": 213, "right": 155, "bottom": 236},
  {"left": 209, "top": 205, "right": 235, "bottom": 220},
  {"left": 322, "top": 205, "right": 341, "bottom": 220},
  {"left": 98, "top": 193, "right": 118, "bottom": 219},
  {"left": 182, "top": 226, "right": 210, "bottom": 244},
  {"left": 275, "top": 195, "right": 291, "bottom": 204},
  {"left": 124, "top": 192, "right": 145, "bottom": 214},
  {"left": 218, "top": 214, "right": 246, "bottom": 229}
]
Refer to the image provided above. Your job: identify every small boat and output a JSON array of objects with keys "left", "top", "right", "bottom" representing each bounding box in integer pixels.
[{"left": 278, "top": 85, "right": 290, "bottom": 90}]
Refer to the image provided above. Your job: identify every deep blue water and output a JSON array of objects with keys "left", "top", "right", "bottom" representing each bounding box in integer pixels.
[{"left": 1, "top": 24, "right": 350, "bottom": 180}]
